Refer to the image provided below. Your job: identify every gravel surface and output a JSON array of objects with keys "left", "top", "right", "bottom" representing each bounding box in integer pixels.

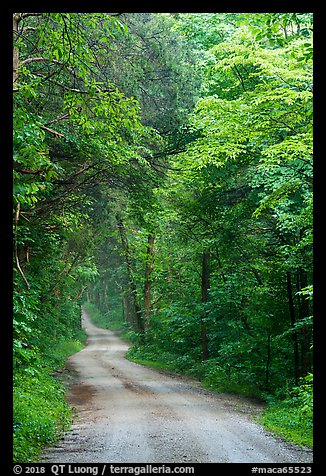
[{"left": 41, "top": 310, "right": 313, "bottom": 464}]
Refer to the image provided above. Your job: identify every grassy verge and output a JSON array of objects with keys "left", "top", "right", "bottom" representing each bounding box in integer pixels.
[
  {"left": 83, "top": 301, "right": 126, "bottom": 332},
  {"left": 126, "top": 345, "right": 262, "bottom": 398},
  {"left": 259, "top": 374, "right": 313, "bottom": 448},
  {"left": 126, "top": 354, "right": 181, "bottom": 374},
  {"left": 260, "top": 402, "right": 313, "bottom": 448},
  {"left": 13, "top": 336, "right": 86, "bottom": 462}
]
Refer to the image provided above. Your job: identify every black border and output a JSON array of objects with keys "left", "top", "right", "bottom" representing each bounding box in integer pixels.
[{"left": 3, "top": 2, "right": 322, "bottom": 472}]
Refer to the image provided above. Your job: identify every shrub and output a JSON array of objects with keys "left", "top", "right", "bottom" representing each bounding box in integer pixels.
[
  {"left": 13, "top": 332, "right": 86, "bottom": 462},
  {"left": 260, "top": 374, "right": 313, "bottom": 448},
  {"left": 13, "top": 370, "right": 72, "bottom": 462}
]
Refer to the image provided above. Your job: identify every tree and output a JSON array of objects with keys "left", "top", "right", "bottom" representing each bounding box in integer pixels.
[{"left": 121, "top": 13, "right": 313, "bottom": 390}]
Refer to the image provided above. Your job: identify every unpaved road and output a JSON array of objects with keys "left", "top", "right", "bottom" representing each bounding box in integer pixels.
[{"left": 41, "top": 310, "right": 313, "bottom": 463}]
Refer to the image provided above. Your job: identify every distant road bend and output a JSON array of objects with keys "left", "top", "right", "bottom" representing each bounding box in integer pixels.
[{"left": 42, "top": 309, "right": 313, "bottom": 463}]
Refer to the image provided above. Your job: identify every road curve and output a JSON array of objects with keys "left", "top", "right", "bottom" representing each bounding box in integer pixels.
[{"left": 41, "top": 310, "right": 313, "bottom": 464}]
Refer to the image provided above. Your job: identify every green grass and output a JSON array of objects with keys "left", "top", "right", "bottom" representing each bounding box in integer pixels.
[
  {"left": 13, "top": 369, "right": 72, "bottom": 462},
  {"left": 202, "top": 378, "right": 262, "bottom": 399},
  {"left": 83, "top": 301, "right": 125, "bottom": 332},
  {"left": 126, "top": 345, "right": 185, "bottom": 373},
  {"left": 43, "top": 337, "right": 85, "bottom": 368},
  {"left": 127, "top": 345, "right": 262, "bottom": 398},
  {"left": 259, "top": 375, "right": 313, "bottom": 448},
  {"left": 260, "top": 402, "right": 313, "bottom": 448},
  {"left": 127, "top": 355, "right": 180, "bottom": 373}
]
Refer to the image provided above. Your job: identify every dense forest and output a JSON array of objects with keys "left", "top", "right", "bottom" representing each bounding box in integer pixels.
[{"left": 13, "top": 12, "right": 313, "bottom": 462}]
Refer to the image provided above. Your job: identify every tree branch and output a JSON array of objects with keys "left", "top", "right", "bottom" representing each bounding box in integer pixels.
[
  {"left": 14, "top": 203, "right": 31, "bottom": 290},
  {"left": 21, "top": 56, "right": 68, "bottom": 67},
  {"left": 72, "top": 285, "right": 88, "bottom": 302},
  {"left": 232, "top": 64, "right": 247, "bottom": 92},
  {"left": 40, "top": 125, "right": 65, "bottom": 137},
  {"left": 14, "top": 166, "right": 44, "bottom": 176},
  {"left": 44, "top": 113, "right": 70, "bottom": 126}
]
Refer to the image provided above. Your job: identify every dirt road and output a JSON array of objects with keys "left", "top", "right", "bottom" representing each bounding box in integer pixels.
[{"left": 41, "top": 310, "right": 313, "bottom": 463}]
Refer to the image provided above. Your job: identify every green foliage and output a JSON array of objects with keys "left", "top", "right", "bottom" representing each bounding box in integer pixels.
[
  {"left": 13, "top": 331, "right": 86, "bottom": 462},
  {"left": 202, "top": 362, "right": 262, "bottom": 398},
  {"left": 13, "top": 371, "right": 71, "bottom": 462},
  {"left": 43, "top": 337, "right": 85, "bottom": 370}
]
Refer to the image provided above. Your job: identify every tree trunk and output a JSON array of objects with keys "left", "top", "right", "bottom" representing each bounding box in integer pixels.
[
  {"left": 122, "top": 295, "right": 133, "bottom": 326},
  {"left": 166, "top": 224, "right": 173, "bottom": 283},
  {"left": 298, "top": 267, "right": 312, "bottom": 375},
  {"left": 104, "top": 281, "right": 110, "bottom": 313},
  {"left": 286, "top": 271, "right": 299, "bottom": 384},
  {"left": 13, "top": 14, "right": 21, "bottom": 85},
  {"left": 201, "top": 250, "right": 210, "bottom": 360},
  {"left": 143, "top": 234, "right": 155, "bottom": 325},
  {"left": 116, "top": 216, "right": 144, "bottom": 337},
  {"left": 265, "top": 334, "right": 271, "bottom": 388}
]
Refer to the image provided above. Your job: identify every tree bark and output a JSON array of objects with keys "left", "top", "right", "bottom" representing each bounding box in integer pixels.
[
  {"left": 104, "top": 281, "right": 110, "bottom": 313},
  {"left": 265, "top": 334, "right": 271, "bottom": 388},
  {"left": 201, "top": 250, "right": 210, "bottom": 360},
  {"left": 122, "top": 295, "right": 132, "bottom": 326},
  {"left": 14, "top": 202, "right": 31, "bottom": 290},
  {"left": 143, "top": 234, "right": 155, "bottom": 324},
  {"left": 298, "top": 267, "right": 312, "bottom": 375},
  {"left": 116, "top": 216, "right": 144, "bottom": 337},
  {"left": 286, "top": 271, "right": 299, "bottom": 384},
  {"left": 13, "top": 14, "right": 21, "bottom": 85}
]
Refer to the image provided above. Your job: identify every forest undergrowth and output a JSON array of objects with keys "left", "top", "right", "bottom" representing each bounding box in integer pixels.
[{"left": 13, "top": 328, "right": 86, "bottom": 462}]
